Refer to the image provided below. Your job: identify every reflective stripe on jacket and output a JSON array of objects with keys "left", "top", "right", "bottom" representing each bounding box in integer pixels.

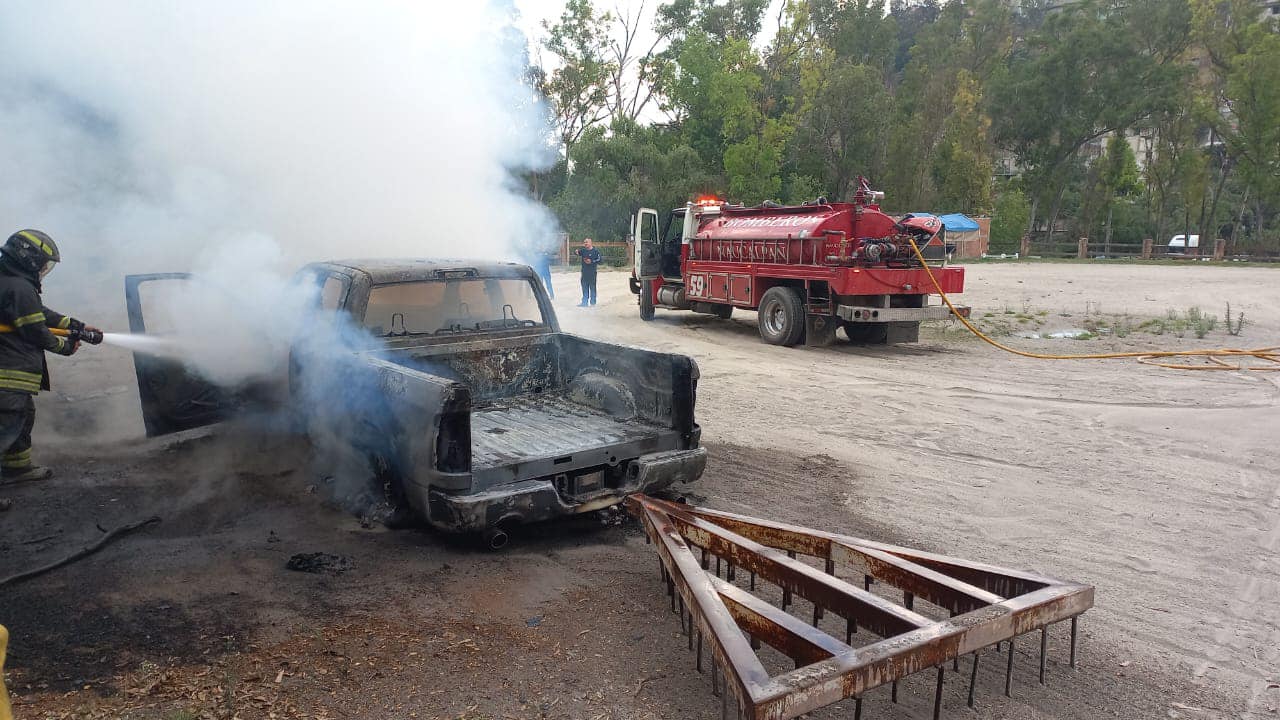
[{"left": 0, "top": 261, "right": 73, "bottom": 393}]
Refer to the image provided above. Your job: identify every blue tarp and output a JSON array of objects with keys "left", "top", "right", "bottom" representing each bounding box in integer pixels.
[{"left": 937, "top": 213, "right": 981, "bottom": 233}]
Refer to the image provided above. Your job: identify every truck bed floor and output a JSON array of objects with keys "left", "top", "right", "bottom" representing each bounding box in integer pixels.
[{"left": 470, "top": 394, "right": 661, "bottom": 470}]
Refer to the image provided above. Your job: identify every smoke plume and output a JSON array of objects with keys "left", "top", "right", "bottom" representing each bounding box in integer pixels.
[{"left": 0, "top": 1, "right": 557, "bottom": 383}]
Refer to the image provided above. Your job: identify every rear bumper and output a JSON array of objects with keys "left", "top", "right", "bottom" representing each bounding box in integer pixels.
[
  {"left": 837, "top": 304, "right": 969, "bottom": 322},
  {"left": 426, "top": 447, "right": 707, "bottom": 533}
]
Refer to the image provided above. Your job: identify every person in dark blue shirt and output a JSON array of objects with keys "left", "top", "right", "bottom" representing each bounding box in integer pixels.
[{"left": 576, "top": 238, "right": 602, "bottom": 307}]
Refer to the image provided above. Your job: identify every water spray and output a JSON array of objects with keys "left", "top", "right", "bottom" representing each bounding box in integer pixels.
[{"left": 0, "top": 324, "right": 181, "bottom": 357}]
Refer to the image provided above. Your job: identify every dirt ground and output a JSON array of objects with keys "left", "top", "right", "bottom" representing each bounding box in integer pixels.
[{"left": 2, "top": 261, "right": 1278, "bottom": 719}]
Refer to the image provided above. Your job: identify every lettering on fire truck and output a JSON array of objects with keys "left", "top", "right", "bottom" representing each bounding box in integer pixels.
[
  {"left": 687, "top": 273, "right": 706, "bottom": 298},
  {"left": 720, "top": 216, "right": 823, "bottom": 228}
]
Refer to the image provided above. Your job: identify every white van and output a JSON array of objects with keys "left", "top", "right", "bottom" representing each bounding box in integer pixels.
[{"left": 1168, "top": 234, "right": 1199, "bottom": 252}]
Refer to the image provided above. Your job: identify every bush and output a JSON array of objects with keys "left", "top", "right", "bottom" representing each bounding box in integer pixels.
[{"left": 990, "top": 188, "right": 1030, "bottom": 254}]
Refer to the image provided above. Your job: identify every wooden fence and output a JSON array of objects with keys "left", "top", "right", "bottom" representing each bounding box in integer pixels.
[
  {"left": 1019, "top": 235, "right": 1280, "bottom": 263},
  {"left": 559, "top": 236, "right": 634, "bottom": 268}
]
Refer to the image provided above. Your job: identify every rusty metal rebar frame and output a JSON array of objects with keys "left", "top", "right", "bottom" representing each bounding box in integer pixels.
[{"left": 628, "top": 494, "right": 1094, "bottom": 719}]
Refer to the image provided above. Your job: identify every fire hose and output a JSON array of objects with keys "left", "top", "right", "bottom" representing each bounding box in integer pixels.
[
  {"left": 0, "top": 324, "right": 103, "bottom": 345},
  {"left": 906, "top": 239, "right": 1280, "bottom": 371}
]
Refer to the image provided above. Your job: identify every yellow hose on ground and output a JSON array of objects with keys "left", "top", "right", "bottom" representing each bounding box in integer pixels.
[
  {"left": 0, "top": 624, "right": 11, "bottom": 720},
  {"left": 906, "top": 239, "right": 1280, "bottom": 372}
]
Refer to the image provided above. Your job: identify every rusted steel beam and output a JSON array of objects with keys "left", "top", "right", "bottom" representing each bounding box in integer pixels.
[
  {"left": 832, "top": 543, "right": 1003, "bottom": 614},
  {"left": 625, "top": 495, "right": 1094, "bottom": 720},
  {"left": 637, "top": 505, "right": 769, "bottom": 703},
  {"left": 749, "top": 585, "right": 1092, "bottom": 717},
  {"left": 711, "top": 575, "right": 851, "bottom": 667},
  {"left": 660, "top": 504, "right": 932, "bottom": 638},
  {"left": 680, "top": 502, "right": 1049, "bottom": 602}
]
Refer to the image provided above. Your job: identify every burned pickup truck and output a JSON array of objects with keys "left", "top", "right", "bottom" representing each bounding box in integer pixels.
[{"left": 126, "top": 259, "right": 705, "bottom": 544}]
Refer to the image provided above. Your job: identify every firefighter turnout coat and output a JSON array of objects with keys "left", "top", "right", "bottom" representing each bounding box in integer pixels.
[{"left": 0, "top": 260, "right": 78, "bottom": 394}]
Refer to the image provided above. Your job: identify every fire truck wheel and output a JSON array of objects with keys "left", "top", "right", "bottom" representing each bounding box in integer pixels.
[
  {"left": 711, "top": 303, "right": 733, "bottom": 319},
  {"left": 639, "top": 281, "right": 656, "bottom": 321},
  {"left": 757, "top": 287, "right": 805, "bottom": 346}
]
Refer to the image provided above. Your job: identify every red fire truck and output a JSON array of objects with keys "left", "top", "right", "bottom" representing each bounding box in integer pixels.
[{"left": 629, "top": 178, "right": 967, "bottom": 346}]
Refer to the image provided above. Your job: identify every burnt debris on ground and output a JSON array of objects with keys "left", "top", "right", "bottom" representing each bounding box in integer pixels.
[{"left": 286, "top": 552, "right": 353, "bottom": 575}]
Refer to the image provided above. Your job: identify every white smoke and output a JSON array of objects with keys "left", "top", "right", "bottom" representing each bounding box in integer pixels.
[{"left": 0, "top": 1, "right": 558, "bottom": 383}]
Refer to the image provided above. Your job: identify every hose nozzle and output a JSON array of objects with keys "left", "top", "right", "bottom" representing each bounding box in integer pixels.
[{"left": 71, "top": 327, "right": 104, "bottom": 345}]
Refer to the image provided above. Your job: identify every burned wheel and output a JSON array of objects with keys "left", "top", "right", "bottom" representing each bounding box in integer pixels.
[
  {"left": 757, "top": 287, "right": 804, "bottom": 346},
  {"left": 639, "top": 280, "right": 656, "bottom": 321}
]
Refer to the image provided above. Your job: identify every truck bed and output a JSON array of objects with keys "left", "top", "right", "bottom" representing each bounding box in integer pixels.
[{"left": 470, "top": 393, "right": 664, "bottom": 472}]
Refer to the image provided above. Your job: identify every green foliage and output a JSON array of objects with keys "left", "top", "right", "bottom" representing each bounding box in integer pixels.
[
  {"left": 793, "top": 60, "right": 891, "bottom": 199},
  {"left": 1100, "top": 135, "right": 1143, "bottom": 199},
  {"left": 784, "top": 174, "right": 825, "bottom": 205},
  {"left": 991, "top": 187, "right": 1030, "bottom": 253},
  {"left": 811, "top": 0, "right": 899, "bottom": 75},
  {"left": 539, "top": 0, "right": 616, "bottom": 151},
  {"left": 931, "top": 71, "right": 994, "bottom": 214},
  {"left": 1224, "top": 302, "right": 1245, "bottom": 336},
  {"left": 1147, "top": 306, "right": 1218, "bottom": 338},
  {"left": 725, "top": 119, "right": 788, "bottom": 204},
  {"left": 550, "top": 123, "right": 714, "bottom": 241},
  {"left": 987, "top": 0, "right": 1189, "bottom": 233},
  {"left": 1223, "top": 27, "right": 1280, "bottom": 229},
  {"left": 529, "top": 0, "right": 1277, "bottom": 252}
]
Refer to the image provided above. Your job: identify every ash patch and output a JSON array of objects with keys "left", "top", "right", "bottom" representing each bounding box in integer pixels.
[
  {"left": 2, "top": 592, "right": 248, "bottom": 695},
  {"left": 286, "top": 552, "right": 353, "bottom": 574}
]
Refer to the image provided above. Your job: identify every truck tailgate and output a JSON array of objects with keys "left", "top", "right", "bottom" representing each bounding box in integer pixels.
[{"left": 471, "top": 393, "right": 665, "bottom": 473}]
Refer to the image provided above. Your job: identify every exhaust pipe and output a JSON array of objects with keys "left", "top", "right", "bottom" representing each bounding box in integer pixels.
[{"left": 482, "top": 526, "right": 509, "bottom": 551}]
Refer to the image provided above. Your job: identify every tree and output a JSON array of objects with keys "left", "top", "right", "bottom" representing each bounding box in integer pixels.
[
  {"left": 793, "top": 61, "right": 891, "bottom": 200},
  {"left": 884, "top": 0, "right": 1011, "bottom": 210},
  {"left": 1143, "top": 104, "right": 1204, "bottom": 248},
  {"left": 987, "top": 0, "right": 1189, "bottom": 239},
  {"left": 990, "top": 186, "right": 1031, "bottom": 254},
  {"left": 810, "top": 0, "right": 899, "bottom": 79},
  {"left": 930, "top": 71, "right": 994, "bottom": 214},
  {"left": 1095, "top": 134, "right": 1143, "bottom": 253},
  {"left": 539, "top": 0, "right": 616, "bottom": 154},
  {"left": 1195, "top": 0, "right": 1280, "bottom": 249},
  {"left": 550, "top": 122, "right": 715, "bottom": 241},
  {"left": 652, "top": 20, "right": 794, "bottom": 204},
  {"left": 724, "top": 119, "right": 788, "bottom": 203},
  {"left": 656, "top": 0, "right": 769, "bottom": 42},
  {"left": 889, "top": 0, "right": 940, "bottom": 75},
  {"left": 605, "top": 1, "right": 669, "bottom": 123}
]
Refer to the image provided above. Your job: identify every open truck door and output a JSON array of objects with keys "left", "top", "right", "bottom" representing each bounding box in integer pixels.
[
  {"left": 125, "top": 273, "right": 240, "bottom": 436},
  {"left": 634, "top": 208, "right": 661, "bottom": 279},
  {"left": 632, "top": 208, "right": 661, "bottom": 321}
]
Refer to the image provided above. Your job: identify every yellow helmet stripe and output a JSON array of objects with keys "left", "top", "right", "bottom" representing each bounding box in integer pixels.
[{"left": 17, "top": 231, "right": 55, "bottom": 258}]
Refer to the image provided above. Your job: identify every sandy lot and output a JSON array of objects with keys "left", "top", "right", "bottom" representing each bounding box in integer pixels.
[{"left": 3, "top": 261, "right": 1278, "bottom": 719}]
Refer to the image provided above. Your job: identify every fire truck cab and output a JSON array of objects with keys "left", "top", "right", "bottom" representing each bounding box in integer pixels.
[{"left": 629, "top": 178, "right": 967, "bottom": 347}]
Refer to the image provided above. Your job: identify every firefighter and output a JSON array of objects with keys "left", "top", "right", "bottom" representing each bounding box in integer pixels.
[
  {"left": 0, "top": 230, "right": 97, "bottom": 492},
  {"left": 576, "top": 237, "right": 601, "bottom": 307}
]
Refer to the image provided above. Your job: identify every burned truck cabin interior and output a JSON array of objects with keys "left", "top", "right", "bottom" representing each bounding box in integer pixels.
[{"left": 363, "top": 276, "right": 546, "bottom": 337}]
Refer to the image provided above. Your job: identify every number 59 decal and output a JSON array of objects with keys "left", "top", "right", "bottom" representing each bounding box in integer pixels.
[{"left": 687, "top": 274, "right": 706, "bottom": 297}]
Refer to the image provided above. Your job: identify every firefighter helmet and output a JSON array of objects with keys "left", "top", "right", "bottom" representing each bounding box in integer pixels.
[{"left": 3, "top": 230, "right": 61, "bottom": 278}]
